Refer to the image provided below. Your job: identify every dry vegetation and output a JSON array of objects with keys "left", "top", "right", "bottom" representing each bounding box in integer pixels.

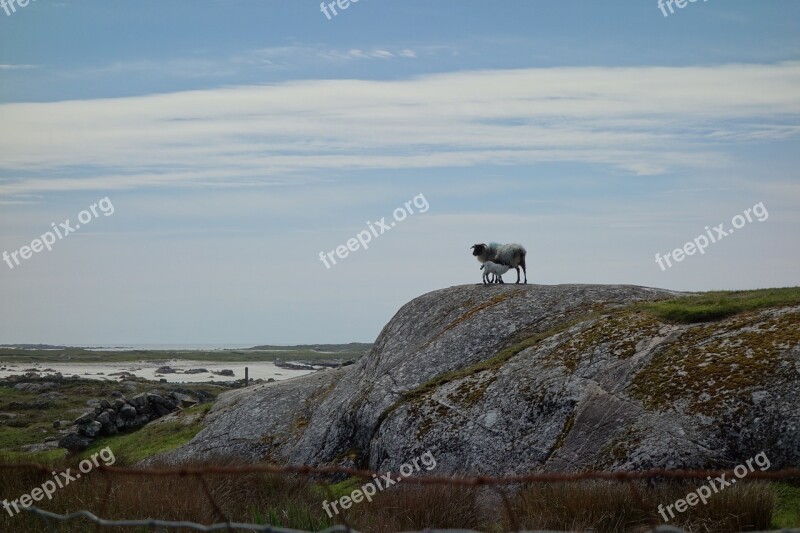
[{"left": 0, "top": 458, "right": 792, "bottom": 532}]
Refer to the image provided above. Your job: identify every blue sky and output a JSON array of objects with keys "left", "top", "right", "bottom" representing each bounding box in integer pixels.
[{"left": 1, "top": 1, "right": 799, "bottom": 345}]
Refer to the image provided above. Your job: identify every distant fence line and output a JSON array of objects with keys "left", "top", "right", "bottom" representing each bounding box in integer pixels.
[{"left": 2, "top": 462, "right": 799, "bottom": 532}]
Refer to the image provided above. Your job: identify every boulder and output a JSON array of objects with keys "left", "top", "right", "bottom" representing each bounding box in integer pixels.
[
  {"left": 128, "top": 414, "right": 149, "bottom": 429},
  {"left": 21, "top": 441, "right": 59, "bottom": 453},
  {"left": 58, "top": 432, "right": 92, "bottom": 453},
  {"left": 146, "top": 393, "right": 165, "bottom": 405},
  {"left": 170, "top": 392, "right": 197, "bottom": 407},
  {"left": 73, "top": 411, "right": 96, "bottom": 425},
  {"left": 79, "top": 420, "right": 103, "bottom": 438},
  {"left": 36, "top": 392, "right": 65, "bottom": 404},
  {"left": 159, "top": 284, "right": 800, "bottom": 476},
  {"left": 118, "top": 405, "right": 137, "bottom": 420},
  {"left": 14, "top": 382, "right": 56, "bottom": 393}
]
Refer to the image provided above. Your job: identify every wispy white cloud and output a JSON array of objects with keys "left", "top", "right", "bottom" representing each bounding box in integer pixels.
[
  {"left": 1, "top": 61, "right": 798, "bottom": 197},
  {"left": 0, "top": 64, "right": 39, "bottom": 70},
  {"left": 69, "top": 45, "right": 423, "bottom": 80}
]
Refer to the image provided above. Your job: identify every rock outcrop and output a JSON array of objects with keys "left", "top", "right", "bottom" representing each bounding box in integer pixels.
[
  {"left": 161, "top": 284, "right": 800, "bottom": 475},
  {"left": 59, "top": 391, "right": 197, "bottom": 452}
]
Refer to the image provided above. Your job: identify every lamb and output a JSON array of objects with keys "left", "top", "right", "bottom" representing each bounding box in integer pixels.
[
  {"left": 480, "top": 261, "right": 511, "bottom": 285},
  {"left": 471, "top": 242, "right": 528, "bottom": 284}
]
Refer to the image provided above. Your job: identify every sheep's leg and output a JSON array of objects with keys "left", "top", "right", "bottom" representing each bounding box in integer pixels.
[
  {"left": 514, "top": 266, "right": 521, "bottom": 284},
  {"left": 497, "top": 274, "right": 504, "bottom": 284},
  {"left": 521, "top": 256, "right": 527, "bottom": 284}
]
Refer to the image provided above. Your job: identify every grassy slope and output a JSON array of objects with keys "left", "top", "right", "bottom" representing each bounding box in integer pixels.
[{"left": 638, "top": 286, "right": 800, "bottom": 323}]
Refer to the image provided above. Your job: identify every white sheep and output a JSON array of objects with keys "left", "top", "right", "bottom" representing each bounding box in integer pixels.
[
  {"left": 480, "top": 261, "right": 512, "bottom": 285},
  {"left": 471, "top": 242, "right": 528, "bottom": 284}
]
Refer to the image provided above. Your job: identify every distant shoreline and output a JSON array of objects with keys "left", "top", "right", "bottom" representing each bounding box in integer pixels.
[
  {"left": 0, "top": 343, "right": 372, "bottom": 364},
  {"left": 0, "top": 359, "right": 318, "bottom": 384}
]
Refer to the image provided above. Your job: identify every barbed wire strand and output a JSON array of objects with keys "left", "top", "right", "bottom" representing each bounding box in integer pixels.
[
  {"left": 3, "top": 462, "right": 798, "bottom": 484},
  {"left": 15, "top": 506, "right": 800, "bottom": 533}
]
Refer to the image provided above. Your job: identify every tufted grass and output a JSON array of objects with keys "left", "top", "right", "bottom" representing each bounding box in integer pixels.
[
  {"left": 772, "top": 482, "right": 800, "bottom": 529},
  {"left": 639, "top": 286, "right": 800, "bottom": 324}
]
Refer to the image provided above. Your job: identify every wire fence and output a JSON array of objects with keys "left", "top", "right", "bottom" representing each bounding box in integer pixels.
[{"left": 2, "top": 462, "right": 799, "bottom": 533}]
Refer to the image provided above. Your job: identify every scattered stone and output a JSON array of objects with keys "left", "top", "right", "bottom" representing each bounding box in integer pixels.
[
  {"left": 147, "top": 393, "right": 165, "bottom": 405},
  {"left": 156, "top": 366, "right": 177, "bottom": 374},
  {"left": 118, "top": 405, "right": 137, "bottom": 419},
  {"left": 36, "top": 391, "right": 65, "bottom": 404},
  {"left": 79, "top": 420, "right": 102, "bottom": 438},
  {"left": 21, "top": 441, "right": 59, "bottom": 453},
  {"left": 14, "top": 382, "right": 57, "bottom": 393},
  {"left": 184, "top": 368, "right": 208, "bottom": 374},
  {"left": 58, "top": 432, "right": 92, "bottom": 453},
  {"left": 73, "top": 412, "right": 96, "bottom": 425},
  {"left": 213, "top": 369, "right": 235, "bottom": 377},
  {"left": 274, "top": 361, "right": 315, "bottom": 371},
  {"left": 170, "top": 392, "right": 197, "bottom": 407}
]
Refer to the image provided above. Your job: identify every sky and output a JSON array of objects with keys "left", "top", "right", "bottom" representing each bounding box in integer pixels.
[{"left": 0, "top": 0, "right": 799, "bottom": 345}]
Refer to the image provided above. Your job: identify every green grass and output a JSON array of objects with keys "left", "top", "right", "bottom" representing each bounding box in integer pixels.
[
  {"left": 772, "top": 482, "right": 800, "bottom": 529},
  {"left": 639, "top": 287, "right": 800, "bottom": 324},
  {"left": 0, "top": 377, "right": 219, "bottom": 460},
  {"left": 252, "top": 502, "right": 333, "bottom": 531},
  {"left": 78, "top": 412, "right": 206, "bottom": 465},
  {"left": 0, "top": 448, "right": 65, "bottom": 464}
]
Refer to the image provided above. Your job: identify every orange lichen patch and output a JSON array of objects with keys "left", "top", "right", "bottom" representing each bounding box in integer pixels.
[
  {"left": 630, "top": 309, "right": 800, "bottom": 415},
  {"left": 540, "top": 312, "right": 664, "bottom": 373}
]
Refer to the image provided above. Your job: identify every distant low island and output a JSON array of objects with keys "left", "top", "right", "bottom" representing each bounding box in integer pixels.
[{"left": 0, "top": 343, "right": 373, "bottom": 364}]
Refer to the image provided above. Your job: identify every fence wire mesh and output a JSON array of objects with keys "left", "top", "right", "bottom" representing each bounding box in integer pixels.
[{"left": 2, "top": 462, "right": 799, "bottom": 532}]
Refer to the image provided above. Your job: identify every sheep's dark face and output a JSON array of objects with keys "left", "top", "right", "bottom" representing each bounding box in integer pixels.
[{"left": 471, "top": 244, "right": 486, "bottom": 257}]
